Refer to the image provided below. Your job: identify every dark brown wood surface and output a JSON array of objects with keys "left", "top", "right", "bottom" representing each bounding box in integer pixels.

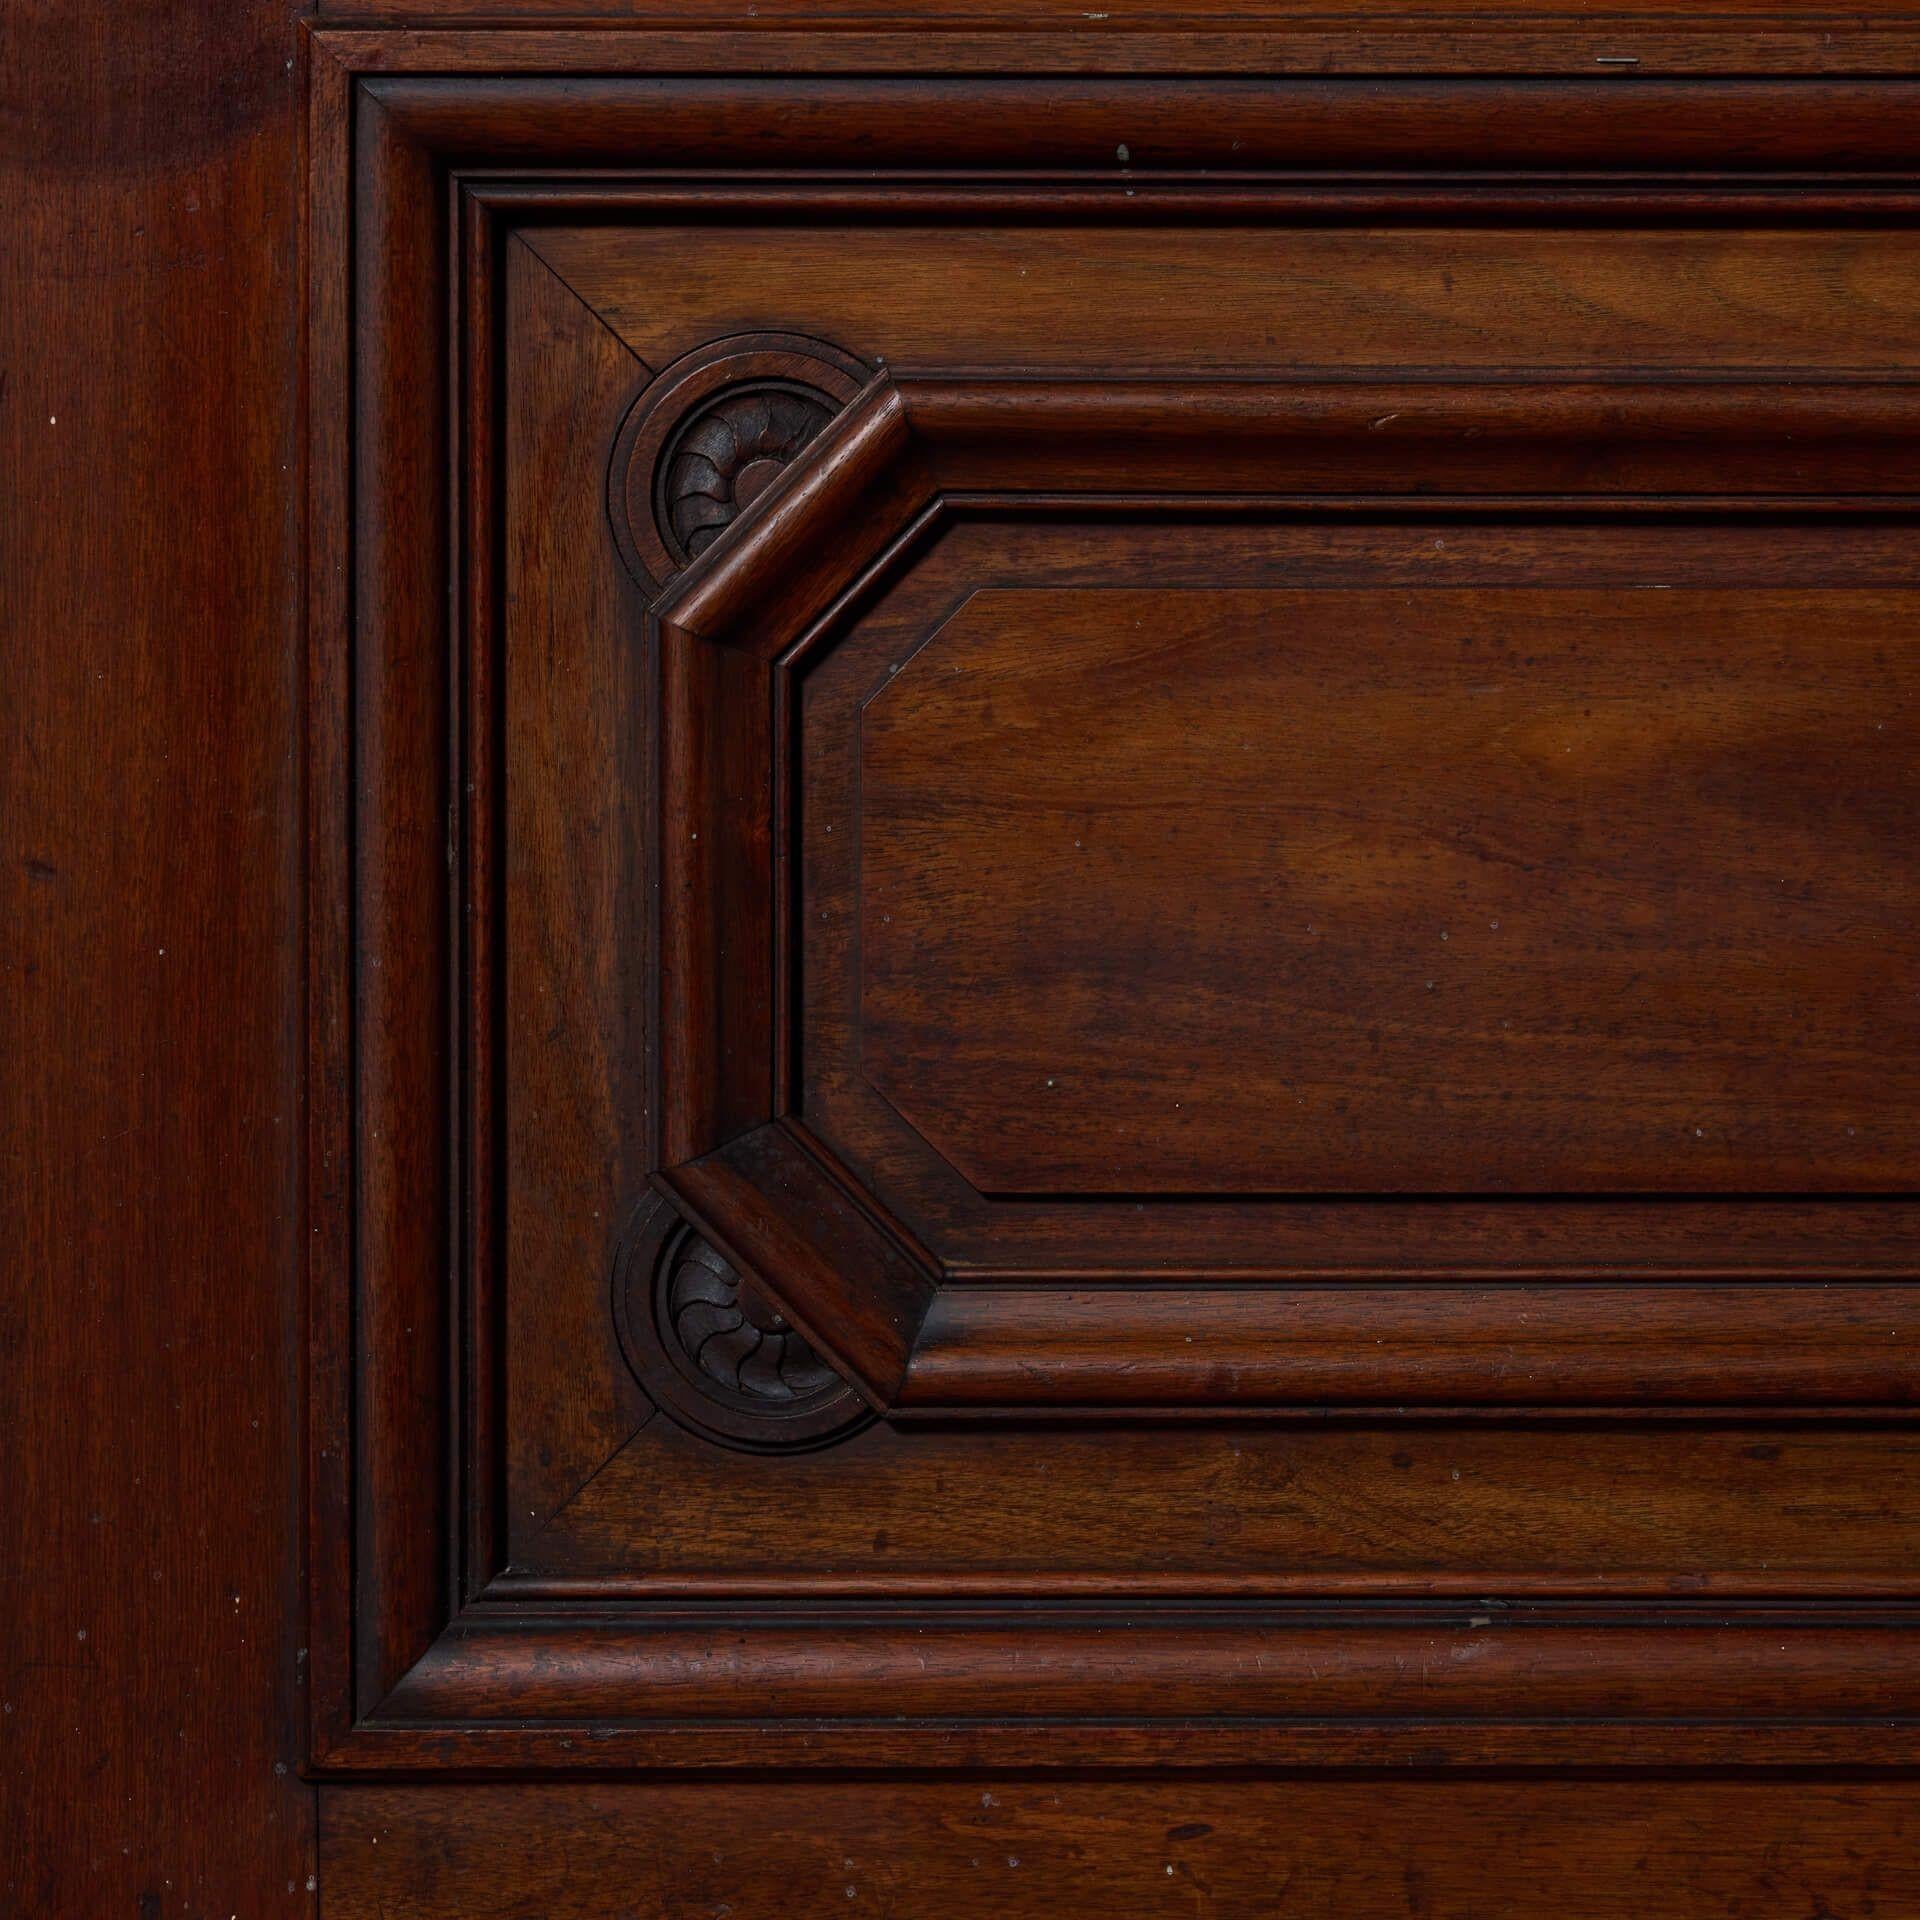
[
  {"left": 305, "top": 47, "right": 1920, "bottom": 1767},
  {"left": 325, "top": 1779, "right": 1920, "bottom": 1918},
  {"left": 0, "top": 0, "right": 312, "bottom": 1912},
  {"left": 859, "top": 582, "right": 1919, "bottom": 1195},
  {"left": 14, "top": 5, "right": 1920, "bottom": 1914},
  {"left": 794, "top": 486, "right": 1920, "bottom": 1300}
]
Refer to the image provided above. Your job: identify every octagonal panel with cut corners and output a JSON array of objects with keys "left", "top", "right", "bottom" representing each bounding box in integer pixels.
[{"left": 640, "top": 371, "right": 1920, "bottom": 1418}]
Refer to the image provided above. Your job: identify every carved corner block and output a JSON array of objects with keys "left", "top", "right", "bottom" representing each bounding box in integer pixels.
[
  {"left": 610, "top": 332, "right": 872, "bottom": 593},
  {"left": 614, "top": 1193, "right": 872, "bottom": 1451}
]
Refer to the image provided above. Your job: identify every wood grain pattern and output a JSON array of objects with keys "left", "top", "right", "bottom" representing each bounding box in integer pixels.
[
  {"left": 500, "top": 237, "right": 655, "bottom": 1555},
  {"left": 512, "top": 1417, "right": 1920, "bottom": 1587},
  {"left": 20, "top": 8, "right": 1920, "bottom": 1913},
  {"left": 2, "top": 0, "right": 313, "bottom": 1911},
  {"left": 540, "top": 221, "right": 1920, "bottom": 374},
  {"left": 358, "top": 74, "right": 1920, "bottom": 174},
  {"left": 308, "top": 44, "right": 1920, "bottom": 1805},
  {"left": 807, "top": 512, "right": 1920, "bottom": 1270},
  {"left": 379, "top": 1614, "right": 1920, "bottom": 1727},
  {"left": 317, "top": 0, "right": 1920, "bottom": 22},
  {"left": 646, "top": 374, "right": 1920, "bottom": 1408},
  {"left": 903, "top": 1283, "right": 1920, "bottom": 1408},
  {"left": 324, "top": 1779, "right": 1920, "bottom": 1920},
  {"left": 657, "top": 622, "right": 775, "bottom": 1162},
  {"left": 301, "top": 17, "right": 1920, "bottom": 80},
  {"left": 861, "top": 584, "right": 1920, "bottom": 1195}
]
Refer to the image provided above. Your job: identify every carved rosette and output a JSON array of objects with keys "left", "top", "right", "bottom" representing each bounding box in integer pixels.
[
  {"left": 615, "top": 1197, "right": 871, "bottom": 1451},
  {"left": 609, "top": 332, "right": 872, "bottom": 594},
  {"left": 661, "top": 385, "right": 835, "bottom": 561},
  {"left": 663, "top": 1229, "right": 840, "bottom": 1403}
]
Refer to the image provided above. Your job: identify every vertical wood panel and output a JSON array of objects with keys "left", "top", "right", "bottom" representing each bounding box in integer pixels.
[{"left": 0, "top": 0, "right": 314, "bottom": 1910}]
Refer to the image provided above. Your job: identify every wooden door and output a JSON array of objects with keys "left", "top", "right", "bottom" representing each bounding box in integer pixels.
[{"left": 12, "top": 6, "right": 1920, "bottom": 1915}]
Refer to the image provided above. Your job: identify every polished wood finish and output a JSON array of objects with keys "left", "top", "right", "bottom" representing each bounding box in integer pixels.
[
  {"left": 15, "top": 7, "right": 1920, "bottom": 1913},
  {"left": 860, "top": 582, "right": 1918, "bottom": 1194},
  {"left": 324, "top": 1779, "right": 1920, "bottom": 1919},
  {"left": 304, "top": 45, "right": 1920, "bottom": 1819},
  {"left": 646, "top": 370, "right": 1920, "bottom": 1407},
  {"left": 2, "top": 0, "right": 313, "bottom": 1912},
  {"left": 502, "top": 1420, "right": 1920, "bottom": 1589},
  {"left": 904, "top": 1284, "right": 1920, "bottom": 1409}
]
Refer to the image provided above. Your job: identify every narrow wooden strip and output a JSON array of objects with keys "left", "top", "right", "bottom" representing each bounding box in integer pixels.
[
  {"left": 378, "top": 1616, "right": 1920, "bottom": 1723},
  {"left": 350, "top": 88, "right": 455, "bottom": 1715},
  {"left": 358, "top": 74, "right": 1920, "bottom": 171},
  {"left": 902, "top": 1284, "right": 1920, "bottom": 1408},
  {"left": 485, "top": 1567, "right": 1920, "bottom": 1602},
  {"left": 314, "top": 22, "right": 1920, "bottom": 81},
  {"left": 657, "top": 625, "right": 774, "bottom": 1163},
  {"left": 473, "top": 176, "right": 1920, "bottom": 224},
  {"left": 304, "top": 29, "right": 359, "bottom": 1767},
  {"left": 903, "top": 374, "right": 1920, "bottom": 495},
  {"left": 312, "top": 1717, "right": 1920, "bottom": 1771}
]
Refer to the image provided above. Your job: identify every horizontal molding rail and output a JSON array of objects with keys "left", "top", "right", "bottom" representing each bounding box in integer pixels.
[{"left": 899, "top": 1284, "right": 1920, "bottom": 1411}]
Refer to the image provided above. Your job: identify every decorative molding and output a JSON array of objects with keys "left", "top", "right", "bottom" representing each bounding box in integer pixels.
[
  {"left": 665, "top": 1229, "right": 841, "bottom": 1402},
  {"left": 306, "top": 51, "right": 1920, "bottom": 1771},
  {"left": 614, "top": 1194, "right": 871, "bottom": 1451},
  {"left": 662, "top": 384, "right": 836, "bottom": 561},
  {"left": 649, "top": 371, "right": 1920, "bottom": 1417},
  {"left": 608, "top": 332, "right": 871, "bottom": 595}
]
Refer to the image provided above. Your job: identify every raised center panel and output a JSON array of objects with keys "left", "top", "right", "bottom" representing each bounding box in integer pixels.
[{"left": 854, "top": 583, "right": 1919, "bottom": 1195}]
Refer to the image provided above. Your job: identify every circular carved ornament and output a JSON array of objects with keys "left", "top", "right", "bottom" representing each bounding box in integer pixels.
[
  {"left": 613, "top": 1195, "right": 872, "bottom": 1452},
  {"left": 609, "top": 333, "right": 871, "bottom": 594}
]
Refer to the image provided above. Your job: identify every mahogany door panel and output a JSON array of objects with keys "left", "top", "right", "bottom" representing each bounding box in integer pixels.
[
  {"left": 26, "top": 9, "right": 1920, "bottom": 1916},
  {"left": 306, "top": 27, "right": 1920, "bottom": 1821},
  {"left": 844, "top": 577, "right": 1920, "bottom": 1197}
]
